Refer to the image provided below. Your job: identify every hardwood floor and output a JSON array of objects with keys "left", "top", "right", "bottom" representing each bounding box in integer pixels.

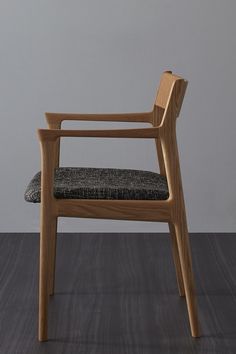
[{"left": 0, "top": 233, "right": 236, "bottom": 353}]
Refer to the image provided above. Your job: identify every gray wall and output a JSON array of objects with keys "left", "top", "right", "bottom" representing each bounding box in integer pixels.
[{"left": 0, "top": 0, "right": 236, "bottom": 232}]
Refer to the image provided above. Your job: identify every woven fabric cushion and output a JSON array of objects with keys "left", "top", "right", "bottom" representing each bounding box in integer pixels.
[{"left": 24, "top": 167, "right": 169, "bottom": 203}]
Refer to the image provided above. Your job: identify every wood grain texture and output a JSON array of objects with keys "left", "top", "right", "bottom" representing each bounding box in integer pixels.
[
  {"left": 155, "top": 76, "right": 199, "bottom": 336},
  {"left": 56, "top": 199, "right": 171, "bottom": 222},
  {"left": 168, "top": 222, "right": 185, "bottom": 296},
  {"left": 45, "top": 111, "right": 154, "bottom": 125},
  {"left": 38, "top": 140, "right": 57, "bottom": 340},
  {"left": 153, "top": 106, "right": 185, "bottom": 298},
  {"left": 38, "top": 127, "right": 159, "bottom": 141},
  {"left": 36, "top": 71, "right": 199, "bottom": 339},
  {"left": 0, "top": 233, "right": 236, "bottom": 354},
  {"left": 155, "top": 71, "right": 180, "bottom": 109},
  {"left": 46, "top": 119, "right": 61, "bottom": 167},
  {"left": 48, "top": 218, "right": 58, "bottom": 296}
]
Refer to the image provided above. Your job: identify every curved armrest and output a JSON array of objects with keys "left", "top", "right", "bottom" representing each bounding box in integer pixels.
[{"left": 38, "top": 127, "right": 159, "bottom": 141}]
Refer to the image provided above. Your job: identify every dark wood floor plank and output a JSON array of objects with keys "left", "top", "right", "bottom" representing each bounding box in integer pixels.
[{"left": 0, "top": 233, "right": 236, "bottom": 353}]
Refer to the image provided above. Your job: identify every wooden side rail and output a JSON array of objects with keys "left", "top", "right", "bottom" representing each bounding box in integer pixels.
[
  {"left": 38, "top": 127, "right": 160, "bottom": 141},
  {"left": 55, "top": 199, "right": 172, "bottom": 222}
]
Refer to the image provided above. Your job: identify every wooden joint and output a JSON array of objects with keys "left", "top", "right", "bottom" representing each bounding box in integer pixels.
[
  {"left": 38, "top": 129, "right": 58, "bottom": 142},
  {"left": 45, "top": 113, "right": 62, "bottom": 127}
]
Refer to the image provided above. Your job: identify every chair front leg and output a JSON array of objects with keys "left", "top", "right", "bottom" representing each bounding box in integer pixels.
[
  {"left": 38, "top": 136, "right": 57, "bottom": 341},
  {"left": 39, "top": 204, "right": 54, "bottom": 341}
]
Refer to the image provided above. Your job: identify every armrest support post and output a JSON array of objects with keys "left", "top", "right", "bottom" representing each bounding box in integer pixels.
[{"left": 45, "top": 114, "right": 61, "bottom": 166}]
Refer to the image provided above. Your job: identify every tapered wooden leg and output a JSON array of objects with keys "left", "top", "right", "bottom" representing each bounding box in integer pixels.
[
  {"left": 48, "top": 217, "right": 58, "bottom": 296},
  {"left": 168, "top": 222, "right": 185, "bottom": 297},
  {"left": 38, "top": 212, "right": 52, "bottom": 341},
  {"left": 38, "top": 137, "right": 57, "bottom": 341},
  {"left": 173, "top": 215, "right": 200, "bottom": 337}
]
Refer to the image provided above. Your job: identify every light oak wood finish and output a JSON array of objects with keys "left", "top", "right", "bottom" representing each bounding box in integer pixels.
[
  {"left": 45, "top": 111, "right": 154, "bottom": 125},
  {"left": 153, "top": 104, "right": 185, "bottom": 298},
  {"left": 38, "top": 127, "right": 159, "bottom": 140},
  {"left": 155, "top": 77, "right": 199, "bottom": 337},
  {"left": 37, "top": 71, "right": 199, "bottom": 340},
  {"left": 46, "top": 119, "right": 60, "bottom": 297},
  {"left": 168, "top": 222, "right": 185, "bottom": 297},
  {"left": 48, "top": 217, "right": 57, "bottom": 297},
  {"left": 38, "top": 140, "right": 56, "bottom": 341},
  {"left": 55, "top": 199, "right": 171, "bottom": 221}
]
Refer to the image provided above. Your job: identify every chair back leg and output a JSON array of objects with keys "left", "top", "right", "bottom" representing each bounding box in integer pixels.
[
  {"left": 173, "top": 209, "right": 200, "bottom": 337},
  {"left": 168, "top": 222, "right": 185, "bottom": 296}
]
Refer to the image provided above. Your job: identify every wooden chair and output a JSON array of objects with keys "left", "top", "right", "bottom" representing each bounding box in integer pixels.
[{"left": 25, "top": 71, "right": 200, "bottom": 341}]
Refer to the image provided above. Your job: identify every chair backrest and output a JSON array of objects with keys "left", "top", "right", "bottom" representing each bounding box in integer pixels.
[{"left": 155, "top": 71, "right": 188, "bottom": 120}]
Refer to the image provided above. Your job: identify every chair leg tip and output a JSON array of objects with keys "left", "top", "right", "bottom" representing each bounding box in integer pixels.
[
  {"left": 191, "top": 329, "right": 201, "bottom": 338},
  {"left": 38, "top": 336, "right": 48, "bottom": 342},
  {"left": 38, "top": 328, "right": 48, "bottom": 341}
]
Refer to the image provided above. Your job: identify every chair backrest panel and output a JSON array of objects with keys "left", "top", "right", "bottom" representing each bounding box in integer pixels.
[{"left": 155, "top": 71, "right": 188, "bottom": 118}]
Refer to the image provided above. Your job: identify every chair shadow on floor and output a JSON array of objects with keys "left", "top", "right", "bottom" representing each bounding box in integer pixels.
[{"left": 44, "top": 290, "right": 236, "bottom": 354}]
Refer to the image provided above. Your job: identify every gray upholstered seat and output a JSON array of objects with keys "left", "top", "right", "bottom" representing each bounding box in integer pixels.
[{"left": 24, "top": 167, "right": 169, "bottom": 203}]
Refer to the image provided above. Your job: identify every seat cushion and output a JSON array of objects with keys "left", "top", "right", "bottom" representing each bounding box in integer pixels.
[{"left": 24, "top": 167, "right": 169, "bottom": 203}]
